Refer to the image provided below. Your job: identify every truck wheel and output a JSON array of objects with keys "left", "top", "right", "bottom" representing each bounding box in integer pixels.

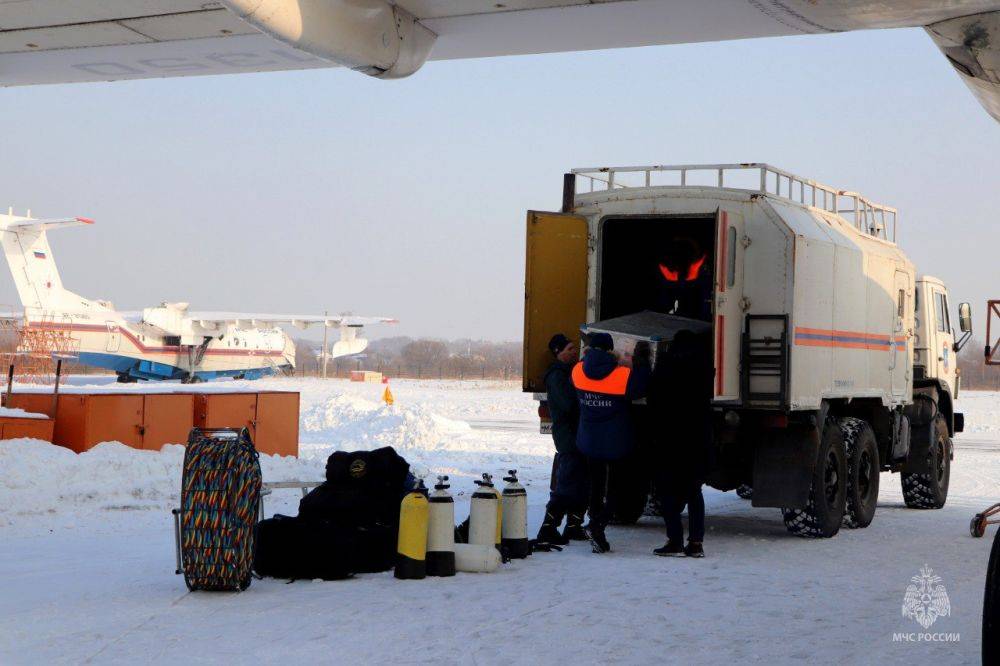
[
  {"left": 902, "top": 415, "right": 950, "bottom": 509},
  {"left": 736, "top": 484, "right": 753, "bottom": 500},
  {"left": 840, "top": 417, "right": 879, "bottom": 529},
  {"left": 984, "top": 525, "right": 1000, "bottom": 664},
  {"left": 782, "top": 418, "right": 847, "bottom": 538}
]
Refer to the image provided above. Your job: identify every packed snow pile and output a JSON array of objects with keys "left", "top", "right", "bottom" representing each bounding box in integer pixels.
[
  {"left": 0, "top": 388, "right": 492, "bottom": 526},
  {"left": 0, "top": 439, "right": 322, "bottom": 526},
  {"left": 301, "top": 393, "right": 472, "bottom": 452}
]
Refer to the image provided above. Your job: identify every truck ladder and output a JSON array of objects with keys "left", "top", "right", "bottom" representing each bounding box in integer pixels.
[{"left": 741, "top": 315, "right": 789, "bottom": 408}]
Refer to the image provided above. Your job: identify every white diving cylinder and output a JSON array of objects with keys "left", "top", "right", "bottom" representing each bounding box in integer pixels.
[
  {"left": 469, "top": 473, "right": 498, "bottom": 548},
  {"left": 454, "top": 543, "right": 502, "bottom": 573},
  {"left": 426, "top": 475, "right": 456, "bottom": 577},
  {"left": 501, "top": 469, "right": 530, "bottom": 559}
]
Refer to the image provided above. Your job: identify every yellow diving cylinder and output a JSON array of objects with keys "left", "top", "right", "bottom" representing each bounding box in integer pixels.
[
  {"left": 501, "top": 469, "right": 530, "bottom": 559},
  {"left": 454, "top": 543, "right": 502, "bottom": 573},
  {"left": 426, "top": 475, "right": 456, "bottom": 577},
  {"left": 468, "top": 473, "right": 498, "bottom": 548},
  {"left": 395, "top": 480, "right": 429, "bottom": 580}
]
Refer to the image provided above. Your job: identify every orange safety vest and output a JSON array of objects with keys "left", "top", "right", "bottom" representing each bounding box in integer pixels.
[{"left": 571, "top": 362, "right": 631, "bottom": 396}]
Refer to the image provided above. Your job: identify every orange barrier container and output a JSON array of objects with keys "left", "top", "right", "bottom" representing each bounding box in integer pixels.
[
  {"left": 141, "top": 394, "right": 194, "bottom": 451},
  {"left": 3, "top": 393, "right": 56, "bottom": 418},
  {"left": 5, "top": 390, "right": 297, "bottom": 456},
  {"left": 193, "top": 391, "right": 298, "bottom": 457},
  {"left": 5, "top": 392, "right": 193, "bottom": 453},
  {"left": 255, "top": 392, "right": 299, "bottom": 457},
  {"left": 0, "top": 416, "right": 55, "bottom": 441}
]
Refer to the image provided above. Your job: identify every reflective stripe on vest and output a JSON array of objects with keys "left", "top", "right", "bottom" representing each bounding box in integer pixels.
[{"left": 571, "top": 362, "right": 631, "bottom": 396}]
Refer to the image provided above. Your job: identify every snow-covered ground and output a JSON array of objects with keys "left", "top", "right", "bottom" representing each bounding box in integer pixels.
[{"left": 1, "top": 378, "right": 997, "bottom": 664}]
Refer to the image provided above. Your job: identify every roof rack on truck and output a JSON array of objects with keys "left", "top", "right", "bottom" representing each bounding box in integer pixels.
[{"left": 569, "top": 163, "right": 898, "bottom": 243}]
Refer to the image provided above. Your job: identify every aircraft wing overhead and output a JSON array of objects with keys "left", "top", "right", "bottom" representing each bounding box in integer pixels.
[{"left": 0, "top": 1, "right": 998, "bottom": 120}]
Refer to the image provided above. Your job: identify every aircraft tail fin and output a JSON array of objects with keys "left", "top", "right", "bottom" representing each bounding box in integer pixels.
[{"left": 0, "top": 212, "right": 94, "bottom": 316}]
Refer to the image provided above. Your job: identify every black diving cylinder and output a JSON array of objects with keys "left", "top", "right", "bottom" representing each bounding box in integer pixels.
[
  {"left": 395, "top": 480, "right": 429, "bottom": 580},
  {"left": 426, "top": 475, "right": 456, "bottom": 577},
  {"left": 469, "top": 473, "right": 498, "bottom": 548},
  {"left": 501, "top": 469, "right": 530, "bottom": 559}
]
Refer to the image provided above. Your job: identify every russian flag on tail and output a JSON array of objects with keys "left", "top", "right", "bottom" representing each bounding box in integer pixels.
[{"left": 33, "top": 250, "right": 46, "bottom": 259}]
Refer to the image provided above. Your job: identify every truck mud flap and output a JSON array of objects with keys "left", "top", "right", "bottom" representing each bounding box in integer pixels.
[
  {"left": 902, "top": 423, "right": 933, "bottom": 474},
  {"left": 751, "top": 424, "right": 820, "bottom": 509}
]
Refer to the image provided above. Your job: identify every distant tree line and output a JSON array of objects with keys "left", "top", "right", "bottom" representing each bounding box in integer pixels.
[
  {"left": 958, "top": 337, "right": 1000, "bottom": 390},
  {"left": 294, "top": 336, "right": 523, "bottom": 380}
]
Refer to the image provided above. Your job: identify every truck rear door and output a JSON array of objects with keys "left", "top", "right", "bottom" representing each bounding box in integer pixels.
[
  {"left": 890, "top": 270, "right": 911, "bottom": 401},
  {"left": 714, "top": 210, "right": 744, "bottom": 401},
  {"left": 522, "top": 211, "right": 588, "bottom": 393}
]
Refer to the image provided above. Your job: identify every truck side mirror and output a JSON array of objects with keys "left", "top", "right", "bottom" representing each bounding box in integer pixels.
[
  {"left": 958, "top": 302, "right": 972, "bottom": 333},
  {"left": 953, "top": 302, "right": 973, "bottom": 353}
]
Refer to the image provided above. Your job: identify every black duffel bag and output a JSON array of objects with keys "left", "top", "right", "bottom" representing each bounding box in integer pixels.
[
  {"left": 254, "top": 515, "right": 353, "bottom": 581},
  {"left": 254, "top": 514, "right": 399, "bottom": 580},
  {"left": 299, "top": 446, "right": 411, "bottom": 528}
]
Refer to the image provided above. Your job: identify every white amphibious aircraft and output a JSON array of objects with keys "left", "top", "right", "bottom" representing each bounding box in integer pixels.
[
  {"left": 0, "top": 2, "right": 998, "bottom": 122},
  {"left": 0, "top": 211, "right": 395, "bottom": 382}
]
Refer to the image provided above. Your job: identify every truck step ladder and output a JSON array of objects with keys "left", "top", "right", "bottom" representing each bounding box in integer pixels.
[{"left": 741, "top": 315, "right": 789, "bottom": 408}]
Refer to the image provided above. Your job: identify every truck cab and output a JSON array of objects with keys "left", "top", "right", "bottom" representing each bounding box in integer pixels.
[{"left": 913, "top": 276, "right": 971, "bottom": 435}]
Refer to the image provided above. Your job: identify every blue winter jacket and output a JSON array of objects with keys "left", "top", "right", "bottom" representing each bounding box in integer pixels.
[{"left": 572, "top": 349, "right": 650, "bottom": 461}]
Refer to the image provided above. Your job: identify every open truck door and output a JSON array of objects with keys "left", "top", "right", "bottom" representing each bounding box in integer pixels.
[
  {"left": 522, "top": 211, "right": 588, "bottom": 392},
  {"left": 714, "top": 210, "right": 745, "bottom": 402}
]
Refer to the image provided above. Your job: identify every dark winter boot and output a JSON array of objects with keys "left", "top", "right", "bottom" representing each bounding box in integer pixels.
[
  {"left": 535, "top": 511, "right": 568, "bottom": 546},
  {"left": 585, "top": 522, "right": 610, "bottom": 554},
  {"left": 684, "top": 541, "right": 705, "bottom": 558},
  {"left": 653, "top": 540, "right": 685, "bottom": 557},
  {"left": 562, "top": 513, "right": 588, "bottom": 542}
]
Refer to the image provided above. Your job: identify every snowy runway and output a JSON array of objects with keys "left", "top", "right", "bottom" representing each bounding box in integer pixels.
[{"left": 1, "top": 380, "right": 997, "bottom": 664}]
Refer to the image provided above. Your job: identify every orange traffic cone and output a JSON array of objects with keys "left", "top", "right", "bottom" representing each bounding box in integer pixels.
[{"left": 382, "top": 384, "right": 394, "bottom": 406}]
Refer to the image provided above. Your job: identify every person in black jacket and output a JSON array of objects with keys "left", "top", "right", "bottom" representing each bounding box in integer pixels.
[
  {"left": 573, "top": 332, "right": 650, "bottom": 553},
  {"left": 535, "top": 333, "right": 589, "bottom": 545},
  {"left": 648, "top": 329, "right": 714, "bottom": 558}
]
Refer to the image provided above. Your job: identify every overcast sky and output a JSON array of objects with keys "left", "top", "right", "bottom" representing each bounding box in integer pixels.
[{"left": 0, "top": 27, "right": 996, "bottom": 342}]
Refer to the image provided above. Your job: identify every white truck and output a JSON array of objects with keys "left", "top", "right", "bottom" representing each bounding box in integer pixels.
[{"left": 523, "top": 163, "right": 972, "bottom": 537}]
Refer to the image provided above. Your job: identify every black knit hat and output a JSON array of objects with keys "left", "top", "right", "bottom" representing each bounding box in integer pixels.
[
  {"left": 548, "top": 333, "right": 571, "bottom": 356},
  {"left": 587, "top": 332, "right": 614, "bottom": 352}
]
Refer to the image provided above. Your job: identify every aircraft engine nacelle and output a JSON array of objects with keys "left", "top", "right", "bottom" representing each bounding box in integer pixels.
[
  {"left": 331, "top": 325, "right": 369, "bottom": 357},
  {"left": 220, "top": 0, "right": 436, "bottom": 79}
]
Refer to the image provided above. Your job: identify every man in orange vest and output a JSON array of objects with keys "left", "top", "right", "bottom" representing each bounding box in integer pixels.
[{"left": 573, "top": 332, "right": 650, "bottom": 553}]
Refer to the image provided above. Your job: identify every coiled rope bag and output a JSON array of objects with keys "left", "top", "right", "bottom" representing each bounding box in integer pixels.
[{"left": 179, "top": 428, "right": 262, "bottom": 591}]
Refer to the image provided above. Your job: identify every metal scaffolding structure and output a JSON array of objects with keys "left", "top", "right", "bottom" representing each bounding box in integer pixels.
[{"left": 2, "top": 315, "right": 78, "bottom": 384}]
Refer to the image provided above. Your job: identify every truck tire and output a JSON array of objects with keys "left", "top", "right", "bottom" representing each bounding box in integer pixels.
[
  {"left": 840, "top": 417, "right": 879, "bottom": 529},
  {"left": 782, "top": 418, "right": 847, "bottom": 538},
  {"left": 736, "top": 484, "right": 753, "bottom": 500},
  {"left": 902, "top": 414, "right": 950, "bottom": 509},
  {"left": 985, "top": 525, "right": 1000, "bottom": 664}
]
